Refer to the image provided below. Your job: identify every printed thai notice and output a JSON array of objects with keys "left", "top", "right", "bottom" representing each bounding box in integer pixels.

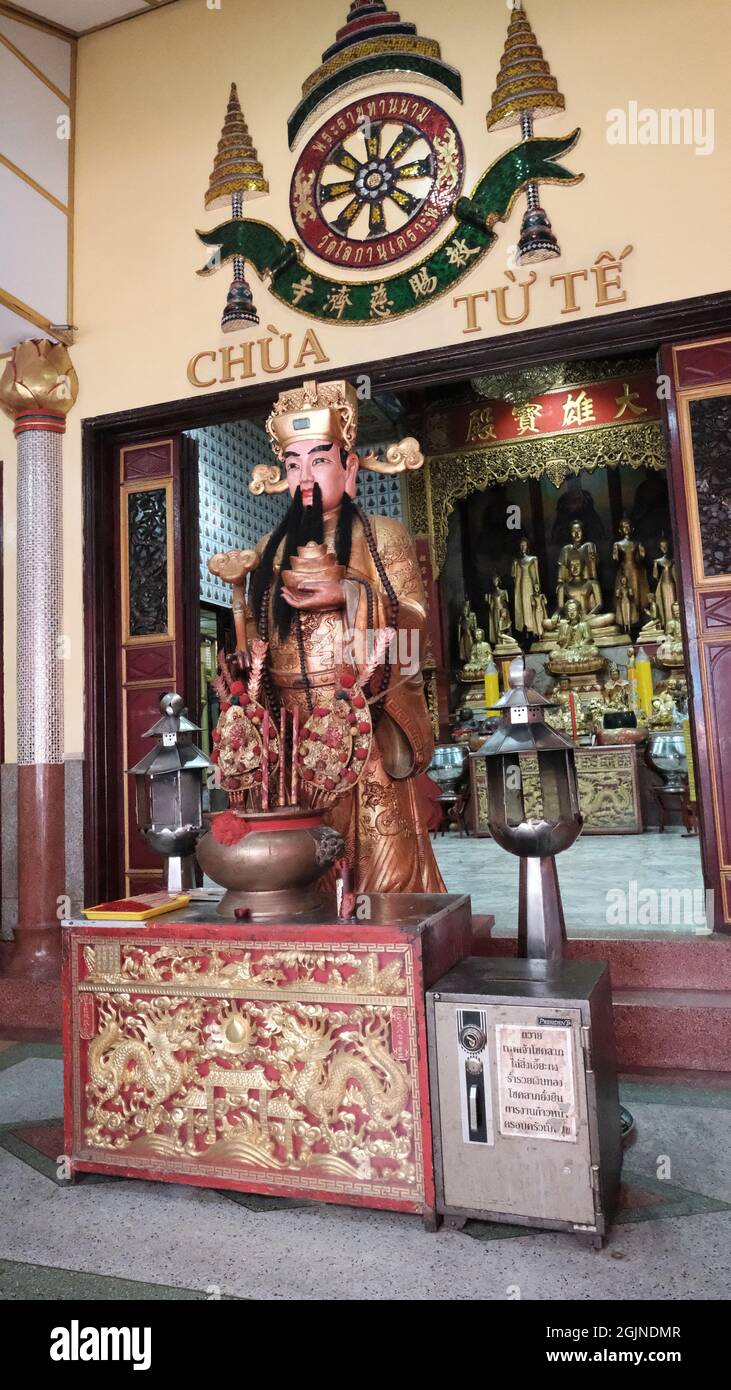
[{"left": 496, "top": 1023, "right": 577, "bottom": 1142}]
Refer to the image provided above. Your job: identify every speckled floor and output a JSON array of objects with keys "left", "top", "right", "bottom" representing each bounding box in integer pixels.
[
  {"left": 432, "top": 829, "right": 707, "bottom": 936},
  {"left": 0, "top": 1043, "right": 728, "bottom": 1301}
]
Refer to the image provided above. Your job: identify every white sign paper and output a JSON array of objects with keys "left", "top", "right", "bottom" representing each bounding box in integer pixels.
[{"left": 496, "top": 1023, "right": 577, "bottom": 1142}]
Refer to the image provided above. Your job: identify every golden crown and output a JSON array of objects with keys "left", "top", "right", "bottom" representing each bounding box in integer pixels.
[
  {"left": 265, "top": 379, "right": 358, "bottom": 460},
  {"left": 254, "top": 378, "right": 424, "bottom": 494}
]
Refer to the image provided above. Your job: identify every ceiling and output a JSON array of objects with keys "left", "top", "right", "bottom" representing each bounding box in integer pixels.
[{"left": 4, "top": 0, "right": 180, "bottom": 37}]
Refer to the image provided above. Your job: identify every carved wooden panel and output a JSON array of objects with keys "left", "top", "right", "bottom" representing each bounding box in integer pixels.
[
  {"left": 700, "top": 642, "right": 731, "bottom": 867},
  {"left": 118, "top": 439, "right": 188, "bottom": 893},
  {"left": 663, "top": 338, "right": 731, "bottom": 929},
  {"left": 687, "top": 396, "right": 731, "bottom": 577},
  {"left": 675, "top": 341, "right": 731, "bottom": 391},
  {"left": 122, "top": 442, "right": 175, "bottom": 482},
  {"left": 124, "top": 643, "right": 176, "bottom": 683},
  {"left": 469, "top": 745, "right": 641, "bottom": 836},
  {"left": 62, "top": 902, "right": 472, "bottom": 1216},
  {"left": 698, "top": 592, "right": 731, "bottom": 632},
  {"left": 126, "top": 488, "right": 169, "bottom": 638}
]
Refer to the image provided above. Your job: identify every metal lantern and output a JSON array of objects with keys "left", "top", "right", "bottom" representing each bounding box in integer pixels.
[
  {"left": 128, "top": 692, "right": 212, "bottom": 892},
  {"left": 471, "top": 658, "right": 582, "bottom": 961}
]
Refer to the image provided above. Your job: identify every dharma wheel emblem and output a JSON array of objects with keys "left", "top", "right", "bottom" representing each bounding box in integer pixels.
[{"left": 290, "top": 93, "right": 465, "bottom": 269}]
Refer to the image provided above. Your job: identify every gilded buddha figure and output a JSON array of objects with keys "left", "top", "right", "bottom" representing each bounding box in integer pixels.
[
  {"left": 557, "top": 519, "right": 598, "bottom": 589},
  {"left": 612, "top": 518, "right": 648, "bottom": 628},
  {"left": 656, "top": 600, "right": 685, "bottom": 668},
  {"left": 541, "top": 557, "right": 620, "bottom": 645},
  {"left": 458, "top": 600, "right": 478, "bottom": 667},
  {"left": 486, "top": 576, "right": 521, "bottom": 656},
  {"left": 653, "top": 538, "right": 678, "bottom": 631},
  {"left": 547, "top": 598, "right": 606, "bottom": 676},
  {"left": 217, "top": 379, "right": 446, "bottom": 895},
  {"left": 511, "top": 537, "right": 546, "bottom": 639}
]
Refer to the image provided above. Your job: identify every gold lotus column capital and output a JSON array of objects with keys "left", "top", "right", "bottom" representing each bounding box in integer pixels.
[{"left": 0, "top": 338, "right": 79, "bottom": 434}]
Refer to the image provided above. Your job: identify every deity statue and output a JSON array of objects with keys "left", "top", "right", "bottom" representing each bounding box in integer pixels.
[
  {"left": 547, "top": 598, "right": 606, "bottom": 676},
  {"left": 615, "top": 574, "right": 634, "bottom": 633},
  {"left": 652, "top": 538, "right": 678, "bottom": 631},
  {"left": 227, "top": 377, "right": 446, "bottom": 895},
  {"left": 461, "top": 627, "right": 493, "bottom": 676},
  {"left": 656, "top": 600, "right": 685, "bottom": 668},
  {"left": 511, "top": 538, "right": 546, "bottom": 638},
  {"left": 556, "top": 556, "right": 603, "bottom": 619},
  {"left": 612, "top": 518, "right": 648, "bottom": 627},
  {"left": 557, "top": 519, "right": 598, "bottom": 592},
  {"left": 638, "top": 597, "right": 664, "bottom": 642},
  {"left": 540, "top": 557, "right": 620, "bottom": 644},
  {"left": 602, "top": 661, "right": 630, "bottom": 710},
  {"left": 486, "top": 575, "right": 521, "bottom": 655},
  {"left": 458, "top": 600, "right": 478, "bottom": 667}
]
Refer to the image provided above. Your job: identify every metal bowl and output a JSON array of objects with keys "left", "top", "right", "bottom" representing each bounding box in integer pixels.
[
  {"left": 196, "top": 807, "right": 344, "bottom": 919},
  {"left": 428, "top": 743, "right": 467, "bottom": 794},
  {"left": 646, "top": 729, "right": 687, "bottom": 792}
]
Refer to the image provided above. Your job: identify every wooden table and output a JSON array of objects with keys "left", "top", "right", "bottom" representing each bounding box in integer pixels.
[{"left": 62, "top": 893, "right": 471, "bottom": 1226}]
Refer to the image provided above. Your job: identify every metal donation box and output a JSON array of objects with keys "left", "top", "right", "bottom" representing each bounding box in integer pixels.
[{"left": 427, "top": 958, "right": 622, "bottom": 1246}]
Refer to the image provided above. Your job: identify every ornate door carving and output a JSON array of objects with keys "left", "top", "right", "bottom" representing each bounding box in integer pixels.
[
  {"left": 118, "top": 436, "right": 199, "bottom": 896},
  {"left": 662, "top": 339, "right": 731, "bottom": 929}
]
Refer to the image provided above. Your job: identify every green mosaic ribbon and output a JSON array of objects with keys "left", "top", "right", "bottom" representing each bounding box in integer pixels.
[{"left": 196, "top": 131, "right": 582, "bottom": 325}]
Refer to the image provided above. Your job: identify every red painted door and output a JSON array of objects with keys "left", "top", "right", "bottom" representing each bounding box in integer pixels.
[
  {"left": 661, "top": 338, "right": 731, "bottom": 930},
  {"left": 116, "top": 435, "right": 199, "bottom": 896}
]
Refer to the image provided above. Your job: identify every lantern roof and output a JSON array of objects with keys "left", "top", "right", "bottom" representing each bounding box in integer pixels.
[
  {"left": 128, "top": 742, "right": 212, "bottom": 777},
  {"left": 128, "top": 692, "right": 212, "bottom": 776},
  {"left": 472, "top": 657, "right": 575, "bottom": 758},
  {"left": 141, "top": 692, "right": 202, "bottom": 740},
  {"left": 473, "top": 716, "right": 574, "bottom": 760},
  {"left": 491, "top": 656, "right": 554, "bottom": 712}
]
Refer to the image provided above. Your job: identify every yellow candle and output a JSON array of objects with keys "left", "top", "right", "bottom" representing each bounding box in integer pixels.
[
  {"left": 627, "top": 647, "right": 639, "bottom": 713},
  {"left": 484, "top": 661, "right": 500, "bottom": 712},
  {"left": 635, "top": 645, "right": 654, "bottom": 715}
]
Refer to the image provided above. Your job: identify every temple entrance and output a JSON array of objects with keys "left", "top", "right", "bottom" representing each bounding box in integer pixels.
[{"left": 83, "top": 331, "right": 730, "bottom": 936}]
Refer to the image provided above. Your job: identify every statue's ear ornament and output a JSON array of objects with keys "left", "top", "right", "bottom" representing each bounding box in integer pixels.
[{"left": 249, "top": 439, "right": 424, "bottom": 495}]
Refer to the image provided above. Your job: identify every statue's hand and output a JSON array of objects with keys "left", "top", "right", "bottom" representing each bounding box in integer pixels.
[{"left": 281, "top": 579, "right": 346, "bottom": 611}]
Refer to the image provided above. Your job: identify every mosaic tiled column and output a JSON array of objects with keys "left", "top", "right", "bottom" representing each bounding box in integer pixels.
[{"left": 0, "top": 341, "right": 78, "bottom": 979}]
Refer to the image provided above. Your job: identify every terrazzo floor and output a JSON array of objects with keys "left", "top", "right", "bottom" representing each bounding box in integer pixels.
[
  {"left": 0, "top": 1043, "right": 729, "bottom": 1301},
  {"left": 432, "top": 829, "right": 708, "bottom": 936}
]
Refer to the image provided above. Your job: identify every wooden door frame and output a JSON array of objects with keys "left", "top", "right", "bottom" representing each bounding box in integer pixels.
[{"left": 83, "top": 288, "right": 731, "bottom": 909}]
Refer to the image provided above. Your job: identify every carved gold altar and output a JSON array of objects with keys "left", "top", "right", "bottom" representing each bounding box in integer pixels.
[
  {"left": 63, "top": 897, "right": 471, "bottom": 1220},
  {"left": 470, "top": 744, "right": 642, "bottom": 836},
  {"left": 408, "top": 421, "right": 665, "bottom": 575}
]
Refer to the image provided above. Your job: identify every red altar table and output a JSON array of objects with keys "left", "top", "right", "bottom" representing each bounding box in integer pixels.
[{"left": 63, "top": 893, "right": 471, "bottom": 1224}]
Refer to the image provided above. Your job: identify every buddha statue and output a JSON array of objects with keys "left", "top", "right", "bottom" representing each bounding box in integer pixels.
[
  {"left": 547, "top": 598, "right": 607, "bottom": 677},
  {"left": 656, "top": 600, "right": 685, "bottom": 669},
  {"left": 638, "top": 597, "right": 664, "bottom": 642},
  {"left": 457, "top": 627, "right": 495, "bottom": 712},
  {"left": 612, "top": 518, "right": 648, "bottom": 627},
  {"left": 458, "top": 600, "right": 478, "bottom": 667},
  {"left": 511, "top": 538, "right": 546, "bottom": 639},
  {"left": 538, "top": 557, "right": 622, "bottom": 648},
  {"left": 486, "top": 575, "right": 521, "bottom": 656},
  {"left": 557, "top": 518, "right": 598, "bottom": 585},
  {"left": 461, "top": 627, "right": 493, "bottom": 676},
  {"left": 652, "top": 538, "right": 678, "bottom": 631}
]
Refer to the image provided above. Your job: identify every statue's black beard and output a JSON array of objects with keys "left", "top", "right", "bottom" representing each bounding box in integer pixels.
[{"left": 250, "top": 484, "right": 358, "bottom": 639}]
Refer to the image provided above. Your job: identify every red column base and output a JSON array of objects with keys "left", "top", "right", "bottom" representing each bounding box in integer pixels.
[{"left": 4, "top": 763, "right": 66, "bottom": 982}]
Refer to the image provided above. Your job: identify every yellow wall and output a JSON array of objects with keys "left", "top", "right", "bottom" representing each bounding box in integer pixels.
[{"left": 2, "top": 0, "right": 731, "bottom": 757}]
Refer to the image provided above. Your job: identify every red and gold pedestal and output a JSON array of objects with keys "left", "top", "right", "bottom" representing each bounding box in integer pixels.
[{"left": 63, "top": 894, "right": 471, "bottom": 1223}]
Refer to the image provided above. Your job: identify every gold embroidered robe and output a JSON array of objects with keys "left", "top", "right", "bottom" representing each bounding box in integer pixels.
[{"left": 252, "top": 510, "right": 446, "bottom": 895}]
